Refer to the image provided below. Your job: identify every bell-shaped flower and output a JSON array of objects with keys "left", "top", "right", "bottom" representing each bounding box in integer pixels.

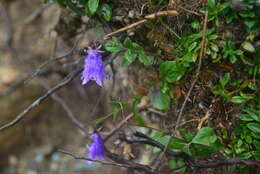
[
  {"left": 81, "top": 48, "right": 108, "bottom": 87},
  {"left": 86, "top": 132, "right": 105, "bottom": 164}
]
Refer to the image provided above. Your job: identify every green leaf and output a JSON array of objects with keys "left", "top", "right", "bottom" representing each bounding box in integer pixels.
[
  {"left": 239, "top": 11, "right": 255, "bottom": 18},
  {"left": 138, "top": 52, "right": 154, "bottom": 66},
  {"left": 208, "top": 34, "right": 218, "bottom": 40},
  {"left": 231, "top": 96, "right": 248, "bottom": 104},
  {"left": 192, "top": 127, "right": 217, "bottom": 146},
  {"left": 153, "top": 135, "right": 171, "bottom": 153},
  {"left": 123, "top": 37, "right": 133, "bottom": 49},
  {"left": 239, "top": 114, "right": 254, "bottom": 121},
  {"left": 169, "top": 137, "right": 187, "bottom": 150},
  {"left": 150, "top": 90, "right": 170, "bottom": 110},
  {"left": 88, "top": 0, "right": 99, "bottom": 15},
  {"left": 188, "top": 42, "right": 198, "bottom": 52},
  {"left": 159, "top": 61, "right": 186, "bottom": 83},
  {"left": 242, "top": 41, "right": 255, "bottom": 52},
  {"left": 191, "top": 21, "right": 200, "bottom": 30},
  {"left": 122, "top": 50, "right": 137, "bottom": 66},
  {"left": 247, "top": 123, "right": 260, "bottom": 133},
  {"left": 245, "top": 20, "right": 256, "bottom": 29},
  {"left": 105, "top": 37, "right": 123, "bottom": 52},
  {"left": 220, "top": 73, "right": 230, "bottom": 87},
  {"left": 210, "top": 43, "right": 219, "bottom": 52},
  {"left": 208, "top": 0, "right": 216, "bottom": 8},
  {"left": 241, "top": 108, "right": 260, "bottom": 122},
  {"left": 131, "top": 97, "right": 145, "bottom": 126},
  {"left": 100, "top": 3, "right": 112, "bottom": 21}
]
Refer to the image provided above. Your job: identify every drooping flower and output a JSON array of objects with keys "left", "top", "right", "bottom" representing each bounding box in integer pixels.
[
  {"left": 81, "top": 48, "right": 108, "bottom": 87},
  {"left": 86, "top": 132, "right": 105, "bottom": 164}
]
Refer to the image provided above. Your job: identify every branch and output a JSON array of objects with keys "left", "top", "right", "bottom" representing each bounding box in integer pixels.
[
  {"left": 0, "top": 39, "right": 80, "bottom": 98},
  {"left": 104, "top": 104, "right": 148, "bottom": 142},
  {"left": 122, "top": 132, "right": 260, "bottom": 168},
  {"left": 36, "top": 78, "right": 85, "bottom": 132},
  {"left": 59, "top": 149, "right": 168, "bottom": 174},
  {"left": 104, "top": 10, "right": 179, "bottom": 39},
  {"left": 0, "top": 68, "right": 82, "bottom": 132}
]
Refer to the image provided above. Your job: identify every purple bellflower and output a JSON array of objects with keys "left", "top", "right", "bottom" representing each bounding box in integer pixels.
[
  {"left": 86, "top": 132, "right": 105, "bottom": 164},
  {"left": 81, "top": 48, "right": 108, "bottom": 87}
]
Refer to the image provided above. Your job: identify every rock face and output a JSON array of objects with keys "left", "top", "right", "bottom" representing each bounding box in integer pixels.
[
  {"left": 0, "top": 0, "right": 59, "bottom": 169},
  {"left": 0, "top": 59, "right": 45, "bottom": 168}
]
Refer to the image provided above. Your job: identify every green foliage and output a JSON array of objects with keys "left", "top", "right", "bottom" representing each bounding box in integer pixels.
[
  {"left": 191, "top": 127, "right": 218, "bottom": 146},
  {"left": 220, "top": 39, "right": 243, "bottom": 64},
  {"left": 200, "top": 0, "right": 230, "bottom": 26},
  {"left": 50, "top": 0, "right": 112, "bottom": 21},
  {"left": 211, "top": 73, "right": 256, "bottom": 103},
  {"left": 159, "top": 61, "right": 186, "bottom": 83},
  {"left": 105, "top": 37, "right": 154, "bottom": 66},
  {"left": 224, "top": 106, "right": 260, "bottom": 161}
]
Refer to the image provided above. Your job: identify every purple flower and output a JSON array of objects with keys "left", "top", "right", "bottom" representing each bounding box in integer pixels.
[
  {"left": 81, "top": 48, "right": 108, "bottom": 87},
  {"left": 86, "top": 133, "right": 105, "bottom": 164}
]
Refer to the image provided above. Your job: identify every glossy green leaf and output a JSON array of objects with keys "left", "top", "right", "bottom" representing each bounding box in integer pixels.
[
  {"left": 88, "top": 0, "right": 99, "bottom": 15},
  {"left": 192, "top": 127, "right": 217, "bottom": 146},
  {"left": 231, "top": 96, "right": 248, "bottom": 104},
  {"left": 242, "top": 41, "right": 255, "bottom": 52}
]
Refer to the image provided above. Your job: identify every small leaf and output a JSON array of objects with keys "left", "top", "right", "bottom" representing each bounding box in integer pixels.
[
  {"left": 123, "top": 37, "right": 133, "bottom": 48},
  {"left": 245, "top": 20, "right": 256, "bottom": 29},
  {"left": 247, "top": 123, "right": 260, "bottom": 133},
  {"left": 230, "top": 96, "right": 248, "bottom": 104},
  {"left": 100, "top": 3, "right": 112, "bottom": 21},
  {"left": 210, "top": 43, "right": 219, "bottom": 52},
  {"left": 192, "top": 127, "right": 217, "bottom": 146},
  {"left": 159, "top": 61, "right": 186, "bottom": 83},
  {"left": 131, "top": 97, "right": 145, "bottom": 126},
  {"left": 150, "top": 90, "right": 170, "bottom": 110},
  {"left": 239, "top": 114, "right": 254, "bottom": 121},
  {"left": 105, "top": 37, "right": 123, "bottom": 52},
  {"left": 88, "top": 0, "right": 99, "bottom": 15},
  {"left": 188, "top": 42, "right": 198, "bottom": 52},
  {"left": 122, "top": 50, "right": 137, "bottom": 66},
  {"left": 242, "top": 41, "right": 255, "bottom": 52},
  {"left": 220, "top": 73, "right": 230, "bottom": 87},
  {"left": 242, "top": 108, "right": 260, "bottom": 122},
  {"left": 138, "top": 52, "right": 154, "bottom": 66},
  {"left": 191, "top": 21, "right": 200, "bottom": 29},
  {"left": 153, "top": 135, "right": 171, "bottom": 153}
]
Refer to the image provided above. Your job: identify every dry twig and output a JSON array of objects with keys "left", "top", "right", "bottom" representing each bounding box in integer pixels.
[
  {"left": 0, "top": 69, "right": 82, "bottom": 132},
  {"left": 174, "top": 11, "right": 208, "bottom": 131},
  {"left": 104, "top": 10, "right": 179, "bottom": 39}
]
